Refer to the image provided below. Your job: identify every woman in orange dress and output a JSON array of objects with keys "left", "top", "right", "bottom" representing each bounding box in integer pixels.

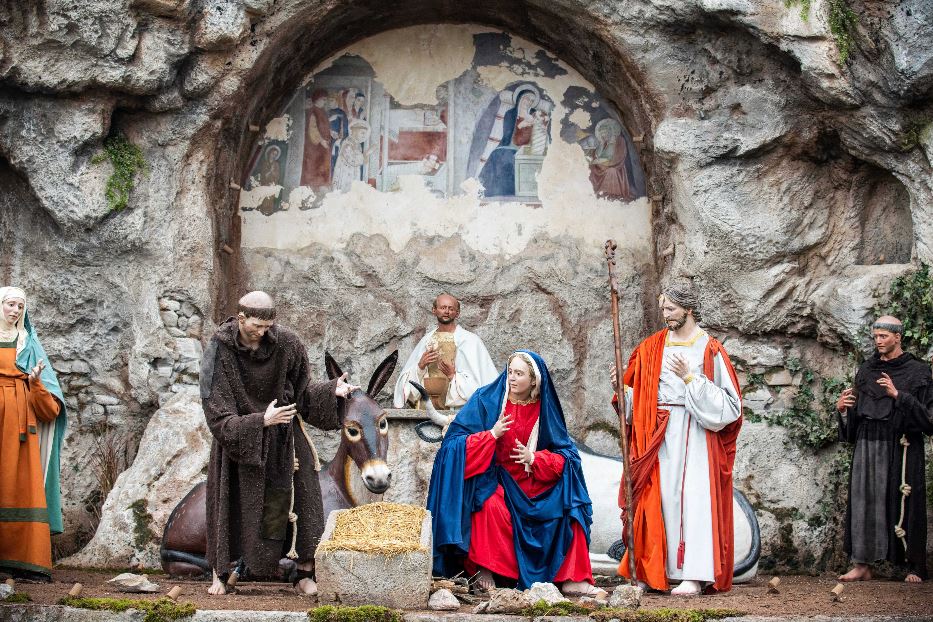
[{"left": 0, "top": 287, "right": 66, "bottom": 581}]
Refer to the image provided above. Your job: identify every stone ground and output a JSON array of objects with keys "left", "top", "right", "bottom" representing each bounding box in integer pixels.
[{"left": 3, "top": 570, "right": 931, "bottom": 617}]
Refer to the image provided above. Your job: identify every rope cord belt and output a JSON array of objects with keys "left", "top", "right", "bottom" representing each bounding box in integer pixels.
[
  {"left": 284, "top": 420, "right": 324, "bottom": 561},
  {"left": 893, "top": 434, "right": 911, "bottom": 552}
]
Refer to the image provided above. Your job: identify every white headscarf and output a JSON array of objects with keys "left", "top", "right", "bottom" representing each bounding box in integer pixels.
[
  {"left": 502, "top": 351, "right": 544, "bottom": 472},
  {"left": 0, "top": 286, "right": 27, "bottom": 353}
]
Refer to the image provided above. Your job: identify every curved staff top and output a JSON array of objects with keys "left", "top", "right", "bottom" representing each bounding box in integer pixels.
[{"left": 425, "top": 350, "right": 593, "bottom": 589}]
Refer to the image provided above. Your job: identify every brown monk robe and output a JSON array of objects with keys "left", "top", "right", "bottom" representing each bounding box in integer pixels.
[{"left": 200, "top": 316, "right": 344, "bottom": 586}]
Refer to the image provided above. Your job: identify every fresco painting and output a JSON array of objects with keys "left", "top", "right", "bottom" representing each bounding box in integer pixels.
[{"left": 240, "top": 32, "right": 646, "bottom": 212}]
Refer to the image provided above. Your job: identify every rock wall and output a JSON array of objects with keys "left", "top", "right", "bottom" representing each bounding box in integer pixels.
[{"left": 1, "top": 0, "right": 931, "bottom": 572}]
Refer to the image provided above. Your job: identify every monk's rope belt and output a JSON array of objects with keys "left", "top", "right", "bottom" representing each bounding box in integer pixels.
[
  {"left": 284, "top": 421, "right": 324, "bottom": 561},
  {"left": 657, "top": 402, "right": 685, "bottom": 407},
  {"left": 893, "top": 434, "right": 911, "bottom": 552}
]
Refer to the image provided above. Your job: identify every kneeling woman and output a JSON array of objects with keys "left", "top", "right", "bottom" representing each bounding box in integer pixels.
[{"left": 427, "top": 351, "right": 599, "bottom": 596}]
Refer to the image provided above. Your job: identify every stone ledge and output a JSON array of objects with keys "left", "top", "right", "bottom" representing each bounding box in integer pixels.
[{"left": 3, "top": 606, "right": 932, "bottom": 622}]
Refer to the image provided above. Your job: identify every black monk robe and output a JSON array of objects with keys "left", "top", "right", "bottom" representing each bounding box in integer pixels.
[
  {"left": 839, "top": 352, "right": 933, "bottom": 579},
  {"left": 201, "top": 318, "right": 343, "bottom": 578}
]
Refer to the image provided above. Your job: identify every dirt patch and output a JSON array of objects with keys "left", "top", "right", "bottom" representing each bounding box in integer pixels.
[{"left": 3, "top": 570, "right": 932, "bottom": 616}]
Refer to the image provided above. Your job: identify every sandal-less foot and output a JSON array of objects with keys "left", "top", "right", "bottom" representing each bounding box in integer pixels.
[
  {"left": 561, "top": 581, "right": 607, "bottom": 599},
  {"left": 472, "top": 568, "right": 495, "bottom": 593},
  {"left": 671, "top": 580, "right": 702, "bottom": 596}
]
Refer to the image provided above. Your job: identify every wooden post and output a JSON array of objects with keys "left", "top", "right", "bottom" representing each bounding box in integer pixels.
[
  {"left": 767, "top": 577, "right": 780, "bottom": 594},
  {"left": 167, "top": 586, "right": 183, "bottom": 601},
  {"left": 68, "top": 583, "right": 83, "bottom": 597},
  {"left": 831, "top": 583, "right": 844, "bottom": 601}
]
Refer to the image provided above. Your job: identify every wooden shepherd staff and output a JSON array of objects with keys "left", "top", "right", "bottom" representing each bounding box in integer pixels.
[{"left": 605, "top": 239, "right": 637, "bottom": 585}]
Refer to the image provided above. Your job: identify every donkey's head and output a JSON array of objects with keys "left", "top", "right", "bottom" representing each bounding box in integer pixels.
[{"left": 325, "top": 350, "right": 398, "bottom": 495}]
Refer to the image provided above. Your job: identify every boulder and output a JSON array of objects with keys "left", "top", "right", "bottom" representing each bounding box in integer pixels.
[
  {"left": 59, "top": 393, "right": 210, "bottom": 568},
  {"left": 427, "top": 588, "right": 460, "bottom": 611},
  {"left": 526, "top": 582, "right": 567, "bottom": 605}
]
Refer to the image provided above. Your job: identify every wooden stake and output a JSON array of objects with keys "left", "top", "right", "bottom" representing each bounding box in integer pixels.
[
  {"left": 229, "top": 181, "right": 241, "bottom": 191},
  {"left": 167, "top": 586, "right": 183, "bottom": 601},
  {"left": 831, "top": 583, "right": 844, "bottom": 601},
  {"left": 220, "top": 243, "right": 234, "bottom": 255},
  {"left": 767, "top": 577, "right": 780, "bottom": 594},
  {"left": 633, "top": 133, "right": 645, "bottom": 143},
  {"left": 68, "top": 583, "right": 83, "bottom": 597},
  {"left": 248, "top": 123, "right": 260, "bottom": 133},
  {"left": 4, "top": 578, "right": 14, "bottom": 588}
]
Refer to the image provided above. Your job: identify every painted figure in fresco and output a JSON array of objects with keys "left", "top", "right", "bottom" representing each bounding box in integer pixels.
[
  {"left": 300, "top": 89, "right": 334, "bottom": 190},
  {"left": 476, "top": 85, "right": 541, "bottom": 198},
  {"left": 0, "top": 287, "right": 67, "bottom": 582},
  {"left": 836, "top": 316, "right": 932, "bottom": 584},
  {"left": 332, "top": 120, "right": 377, "bottom": 193},
  {"left": 202, "top": 291, "right": 358, "bottom": 596},
  {"left": 427, "top": 350, "right": 606, "bottom": 598},
  {"left": 327, "top": 94, "right": 349, "bottom": 173},
  {"left": 587, "top": 118, "right": 637, "bottom": 202},
  {"left": 344, "top": 90, "right": 367, "bottom": 120},
  {"left": 613, "top": 283, "right": 742, "bottom": 596},
  {"left": 258, "top": 145, "right": 283, "bottom": 216}
]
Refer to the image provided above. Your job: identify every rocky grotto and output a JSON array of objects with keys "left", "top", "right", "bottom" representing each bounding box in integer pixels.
[{"left": 0, "top": 0, "right": 930, "bottom": 576}]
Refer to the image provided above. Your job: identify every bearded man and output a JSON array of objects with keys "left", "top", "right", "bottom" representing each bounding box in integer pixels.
[
  {"left": 201, "top": 291, "right": 358, "bottom": 596},
  {"left": 836, "top": 315, "right": 933, "bottom": 584},
  {"left": 393, "top": 293, "right": 498, "bottom": 410},
  {"left": 613, "top": 283, "right": 742, "bottom": 595}
]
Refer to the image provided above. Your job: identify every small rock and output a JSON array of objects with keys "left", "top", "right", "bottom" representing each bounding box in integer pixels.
[
  {"left": 764, "top": 369, "right": 793, "bottom": 386},
  {"left": 174, "top": 337, "right": 202, "bottom": 362},
  {"left": 428, "top": 588, "right": 460, "bottom": 611},
  {"left": 160, "top": 310, "right": 178, "bottom": 327},
  {"left": 93, "top": 394, "right": 121, "bottom": 406},
  {"left": 485, "top": 587, "right": 532, "bottom": 613},
  {"left": 159, "top": 299, "right": 181, "bottom": 312},
  {"left": 526, "top": 581, "right": 567, "bottom": 605},
  {"left": 472, "top": 601, "right": 489, "bottom": 614},
  {"left": 107, "top": 573, "right": 160, "bottom": 593},
  {"left": 180, "top": 302, "right": 197, "bottom": 317},
  {"left": 608, "top": 584, "right": 643, "bottom": 609},
  {"left": 578, "top": 595, "right": 607, "bottom": 607},
  {"left": 167, "top": 328, "right": 186, "bottom": 337},
  {"left": 0, "top": 583, "right": 13, "bottom": 599},
  {"left": 177, "top": 316, "right": 188, "bottom": 330},
  {"left": 70, "top": 360, "right": 91, "bottom": 374}
]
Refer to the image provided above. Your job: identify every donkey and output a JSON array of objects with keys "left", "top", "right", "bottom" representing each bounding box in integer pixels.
[{"left": 160, "top": 350, "right": 398, "bottom": 578}]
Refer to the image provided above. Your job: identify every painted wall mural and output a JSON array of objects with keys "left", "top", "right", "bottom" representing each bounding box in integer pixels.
[{"left": 240, "top": 30, "right": 647, "bottom": 213}]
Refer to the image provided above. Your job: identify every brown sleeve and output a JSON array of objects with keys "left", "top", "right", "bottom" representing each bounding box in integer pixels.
[
  {"left": 201, "top": 343, "right": 266, "bottom": 466},
  {"left": 29, "top": 378, "right": 61, "bottom": 422}
]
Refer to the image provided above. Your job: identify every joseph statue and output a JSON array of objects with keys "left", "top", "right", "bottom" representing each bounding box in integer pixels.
[{"left": 200, "top": 291, "right": 357, "bottom": 596}]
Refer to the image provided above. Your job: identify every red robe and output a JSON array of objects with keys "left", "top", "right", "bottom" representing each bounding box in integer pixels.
[
  {"left": 301, "top": 106, "right": 332, "bottom": 188},
  {"left": 463, "top": 400, "right": 592, "bottom": 583},
  {"left": 617, "top": 329, "right": 741, "bottom": 592}
]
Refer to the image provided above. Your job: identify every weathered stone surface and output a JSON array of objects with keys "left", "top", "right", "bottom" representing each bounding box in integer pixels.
[
  {"left": 526, "top": 582, "right": 567, "bottom": 605},
  {"left": 484, "top": 588, "right": 532, "bottom": 614},
  {"left": 106, "top": 572, "right": 160, "bottom": 593},
  {"left": 315, "top": 508, "right": 432, "bottom": 609},
  {"left": 608, "top": 584, "right": 643, "bottom": 609},
  {"left": 60, "top": 393, "right": 211, "bottom": 568},
  {"left": 428, "top": 588, "right": 461, "bottom": 611},
  {"left": 194, "top": 1, "right": 249, "bottom": 51}
]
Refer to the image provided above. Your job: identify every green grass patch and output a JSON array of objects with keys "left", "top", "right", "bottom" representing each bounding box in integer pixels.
[
  {"left": 91, "top": 133, "right": 147, "bottom": 212},
  {"left": 2, "top": 592, "right": 32, "bottom": 603},
  {"left": 590, "top": 608, "right": 744, "bottom": 622},
  {"left": 60, "top": 596, "right": 195, "bottom": 622},
  {"left": 522, "top": 598, "right": 593, "bottom": 616},
  {"left": 827, "top": 0, "right": 858, "bottom": 63},
  {"left": 308, "top": 605, "right": 402, "bottom": 622}
]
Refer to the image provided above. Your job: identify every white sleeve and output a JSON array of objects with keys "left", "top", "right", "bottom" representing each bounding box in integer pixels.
[
  {"left": 684, "top": 353, "right": 741, "bottom": 432},
  {"left": 393, "top": 335, "right": 430, "bottom": 408}
]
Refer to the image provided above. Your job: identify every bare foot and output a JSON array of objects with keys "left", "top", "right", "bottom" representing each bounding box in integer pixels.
[
  {"left": 839, "top": 564, "right": 872, "bottom": 582},
  {"left": 474, "top": 567, "right": 495, "bottom": 592},
  {"left": 207, "top": 571, "right": 226, "bottom": 595},
  {"left": 905, "top": 574, "right": 922, "bottom": 584},
  {"left": 296, "top": 577, "right": 318, "bottom": 596},
  {"left": 671, "top": 580, "right": 702, "bottom": 596}
]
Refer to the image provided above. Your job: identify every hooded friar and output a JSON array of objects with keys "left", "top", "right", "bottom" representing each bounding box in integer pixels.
[{"left": 200, "top": 293, "right": 345, "bottom": 587}]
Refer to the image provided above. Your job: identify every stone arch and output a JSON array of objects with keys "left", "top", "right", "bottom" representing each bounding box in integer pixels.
[{"left": 205, "top": 1, "right": 665, "bottom": 321}]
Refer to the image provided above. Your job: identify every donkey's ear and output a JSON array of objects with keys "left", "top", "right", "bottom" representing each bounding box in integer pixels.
[
  {"left": 324, "top": 351, "right": 343, "bottom": 380},
  {"left": 367, "top": 350, "right": 399, "bottom": 397}
]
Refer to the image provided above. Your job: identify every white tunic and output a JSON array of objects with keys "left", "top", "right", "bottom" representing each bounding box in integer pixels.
[
  {"left": 656, "top": 330, "right": 741, "bottom": 582},
  {"left": 393, "top": 325, "right": 499, "bottom": 408}
]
